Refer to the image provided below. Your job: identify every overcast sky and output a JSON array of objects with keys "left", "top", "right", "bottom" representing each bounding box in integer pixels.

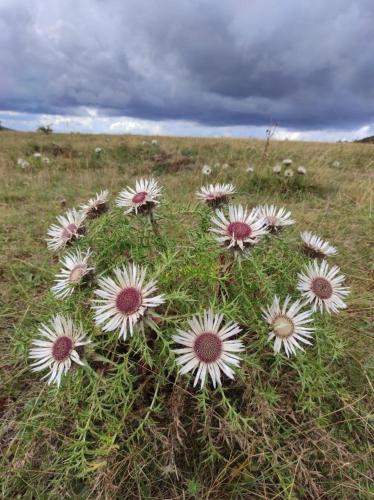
[{"left": 1, "top": 0, "right": 373, "bottom": 140}]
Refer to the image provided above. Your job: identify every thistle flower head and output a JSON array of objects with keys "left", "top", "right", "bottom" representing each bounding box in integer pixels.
[
  {"left": 196, "top": 183, "right": 236, "bottom": 208},
  {"left": 255, "top": 204, "right": 295, "bottom": 233},
  {"left": 81, "top": 190, "right": 109, "bottom": 218},
  {"left": 116, "top": 178, "right": 161, "bottom": 215},
  {"left": 29, "top": 315, "right": 90, "bottom": 387},
  {"left": 46, "top": 209, "right": 86, "bottom": 252},
  {"left": 262, "top": 296, "right": 314, "bottom": 357},
  {"left": 297, "top": 260, "right": 349, "bottom": 314},
  {"left": 93, "top": 263, "right": 165, "bottom": 340},
  {"left": 282, "top": 158, "right": 293, "bottom": 166},
  {"left": 51, "top": 248, "right": 94, "bottom": 299},
  {"left": 284, "top": 168, "right": 294, "bottom": 178},
  {"left": 300, "top": 231, "right": 337, "bottom": 258},
  {"left": 202, "top": 165, "right": 212, "bottom": 175},
  {"left": 173, "top": 310, "right": 244, "bottom": 388},
  {"left": 210, "top": 205, "right": 268, "bottom": 255}
]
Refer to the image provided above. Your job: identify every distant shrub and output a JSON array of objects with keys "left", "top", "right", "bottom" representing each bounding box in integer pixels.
[{"left": 37, "top": 124, "right": 53, "bottom": 135}]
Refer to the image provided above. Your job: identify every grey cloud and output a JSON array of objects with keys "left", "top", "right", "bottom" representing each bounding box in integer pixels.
[{"left": 0, "top": 0, "right": 373, "bottom": 130}]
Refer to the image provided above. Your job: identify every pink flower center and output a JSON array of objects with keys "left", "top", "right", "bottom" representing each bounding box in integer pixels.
[
  {"left": 52, "top": 336, "right": 73, "bottom": 361},
  {"left": 227, "top": 221, "right": 252, "bottom": 240},
  {"left": 132, "top": 191, "right": 147, "bottom": 204},
  {"left": 311, "top": 277, "right": 333, "bottom": 299},
  {"left": 62, "top": 223, "right": 78, "bottom": 241},
  {"left": 116, "top": 287, "right": 142, "bottom": 314},
  {"left": 194, "top": 332, "right": 222, "bottom": 363}
]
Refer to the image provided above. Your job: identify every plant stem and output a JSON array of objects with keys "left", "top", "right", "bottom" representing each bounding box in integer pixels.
[
  {"left": 149, "top": 210, "right": 160, "bottom": 237},
  {"left": 215, "top": 252, "right": 234, "bottom": 300}
]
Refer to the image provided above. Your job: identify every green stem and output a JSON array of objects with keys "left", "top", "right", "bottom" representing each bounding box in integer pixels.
[{"left": 149, "top": 210, "right": 160, "bottom": 237}]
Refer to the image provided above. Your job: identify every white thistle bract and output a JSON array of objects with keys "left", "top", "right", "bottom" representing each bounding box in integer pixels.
[
  {"left": 283, "top": 158, "right": 293, "bottom": 166},
  {"left": 93, "top": 263, "right": 165, "bottom": 340},
  {"left": 300, "top": 231, "right": 337, "bottom": 258},
  {"left": 262, "top": 296, "right": 314, "bottom": 357},
  {"left": 81, "top": 190, "right": 109, "bottom": 218},
  {"left": 116, "top": 178, "right": 161, "bottom": 215},
  {"left": 29, "top": 315, "right": 90, "bottom": 387},
  {"left": 297, "top": 260, "right": 349, "bottom": 314},
  {"left": 196, "top": 183, "right": 236, "bottom": 208},
  {"left": 51, "top": 248, "right": 94, "bottom": 299},
  {"left": 46, "top": 208, "right": 86, "bottom": 252},
  {"left": 297, "top": 165, "right": 307, "bottom": 175},
  {"left": 246, "top": 166, "right": 254, "bottom": 173},
  {"left": 255, "top": 205, "right": 295, "bottom": 232},
  {"left": 210, "top": 205, "right": 268, "bottom": 253},
  {"left": 173, "top": 310, "right": 244, "bottom": 388},
  {"left": 273, "top": 164, "right": 282, "bottom": 173}
]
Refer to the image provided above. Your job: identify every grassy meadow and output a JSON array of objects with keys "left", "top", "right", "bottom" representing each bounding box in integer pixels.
[{"left": 0, "top": 131, "right": 373, "bottom": 499}]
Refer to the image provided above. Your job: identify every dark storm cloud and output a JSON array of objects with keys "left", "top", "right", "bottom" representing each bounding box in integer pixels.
[{"left": 0, "top": 0, "right": 373, "bottom": 129}]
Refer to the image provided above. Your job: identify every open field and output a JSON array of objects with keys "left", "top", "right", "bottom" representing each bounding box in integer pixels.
[{"left": 0, "top": 132, "right": 373, "bottom": 499}]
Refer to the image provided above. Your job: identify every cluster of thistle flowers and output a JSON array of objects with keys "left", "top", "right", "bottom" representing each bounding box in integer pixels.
[
  {"left": 272, "top": 159, "right": 307, "bottom": 177},
  {"left": 202, "top": 159, "right": 307, "bottom": 178},
  {"left": 30, "top": 178, "right": 349, "bottom": 389},
  {"left": 202, "top": 163, "right": 255, "bottom": 175},
  {"left": 17, "top": 154, "right": 50, "bottom": 168}
]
